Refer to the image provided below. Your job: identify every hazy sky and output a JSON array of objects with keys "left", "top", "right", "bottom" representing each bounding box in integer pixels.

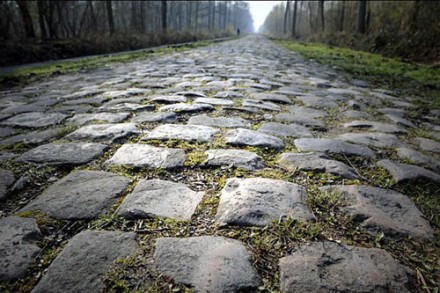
[{"left": 247, "top": 1, "right": 283, "bottom": 32}]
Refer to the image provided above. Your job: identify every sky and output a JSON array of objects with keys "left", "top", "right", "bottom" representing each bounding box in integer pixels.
[{"left": 247, "top": 1, "right": 283, "bottom": 32}]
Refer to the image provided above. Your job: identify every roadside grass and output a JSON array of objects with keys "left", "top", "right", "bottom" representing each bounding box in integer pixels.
[
  {"left": 274, "top": 39, "right": 440, "bottom": 108},
  {"left": 0, "top": 40, "right": 213, "bottom": 90}
]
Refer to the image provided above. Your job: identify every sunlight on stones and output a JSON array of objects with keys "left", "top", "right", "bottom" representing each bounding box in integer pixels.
[
  {"left": 117, "top": 179, "right": 204, "bottom": 220},
  {"left": 188, "top": 114, "right": 251, "bottom": 128},
  {"left": 204, "top": 149, "right": 265, "bottom": 171},
  {"left": 279, "top": 152, "right": 358, "bottom": 179},
  {"left": 143, "top": 124, "right": 220, "bottom": 142},
  {"left": 20, "top": 170, "right": 130, "bottom": 220},
  {"left": 294, "top": 138, "right": 375, "bottom": 158},
  {"left": 377, "top": 159, "right": 440, "bottom": 184},
  {"left": 0, "top": 216, "right": 42, "bottom": 281},
  {"left": 320, "top": 185, "right": 434, "bottom": 240},
  {"left": 66, "top": 112, "right": 130, "bottom": 126},
  {"left": 0, "top": 112, "right": 67, "bottom": 128},
  {"left": 225, "top": 128, "right": 285, "bottom": 150},
  {"left": 216, "top": 178, "right": 313, "bottom": 227},
  {"left": 280, "top": 242, "right": 414, "bottom": 292},
  {"left": 64, "top": 123, "right": 138, "bottom": 143},
  {"left": 105, "top": 144, "right": 186, "bottom": 168},
  {"left": 31, "top": 231, "right": 139, "bottom": 293},
  {"left": 17, "top": 143, "right": 107, "bottom": 165},
  {"left": 154, "top": 236, "right": 262, "bottom": 292}
]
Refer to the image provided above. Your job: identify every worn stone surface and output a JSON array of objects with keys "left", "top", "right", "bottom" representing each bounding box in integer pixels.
[
  {"left": 64, "top": 123, "right": 138, "bottom": 143},
  {"left": 154, "top": 236, "right": 261, "bottom": 292},
  {"left": 286, "top": 105, "right": 327, "bottom": 118},
  {"left": 320, "top": 185, "right": 434, "bottom": 240},
  {"left": 338, "top": 132, "right": 403, "bottom": 148},
  {"left": 396, "top": 147, "right": 440, "bottom": 173},
  {"left": 414, "top": 137, "right": 440, "bottom": 153},
  {"left": 0, "top": 168, "right": 15, "bottom": 199},
  {"left": 21, "top": 170, "right": 129, "bottom": 220},
  {"left": 1, "top": 112, "right": 67, "bottom": 128},
  {"left": 275, "top": 112, "right": 326, "bottom": 129},
  {"left": 117, "top": 179, "right": 203, "bottom": 220},
  {"left": 159, "top": 103, "right": 214, "bottom": 113},
  {"left": 0, "top": 216, "right": 42, "bottom": 281},
  {"left": 225, "top": 128, "right": 285, "bottom": 150},
  {"left": 194, "top": 97, "right": 234, "bottom": 106},
  {"left": 0, "top": 127, "right": 17, "bottom": 138},
  {"left": 280, "top": 242, "right": 414, "bottom": 293},
  {"left": 216, "top": 178, "right": 313, "bottom": 226},
  {"left": 294, "top": 138, "right": 375, "bottom": 158},
  {"left": 343, "top": 120, "right": 407, "bottom": 134},
  {"left": 131, "top": 112, "right": 177, "bottom": 123},
  {"left": 0, "top": 128, "right": 61, "bottom": 147},
  {"left": 297, "top": 95, "right": 339, "bottom": 109},
  {"left": 66, "top": 112, "right": 130, "bottom": 125},
  {"left": 1, "top": 35, "right": 437, "bottom": 291},
  {"left": 144, "top": 124, "right": 219, "bottom": 142},
  {"left": 258, "top": 122, "right": 312, "bottom": 138},
  {"left": 242, "top": 99, "right": 281, "bottom": 111},
  {"left": 377, "top": 159, "right": 440, "bottom": 184},
  {"left": 99, "top": 102, "right": 154, "bottom": 112},
  {"left": 204, "top": 149, "right": 265, "bottom": 170},
  {"left": 17, "top": 143, "right": 107, "bottom": 165},
  {"left": 32, "top": 231, "right": 139, "bottom": 293},
  {"left": 150, "top": 95, "right": 188, "bottom": 104},
  {"left": 251, "top": 93, "right": 292, "bottom": 104},
  {"left": 0, "top": 152, "right": 16, "bottom": 163},
  {"left": 279, "top": 152, "right": 358, "bottom": 179},
  {"left": 188, "top": 114, "right": 251, "bottom": 128},
  {"left": 105, "top": 144, "right": 186, "bottom": 168}
]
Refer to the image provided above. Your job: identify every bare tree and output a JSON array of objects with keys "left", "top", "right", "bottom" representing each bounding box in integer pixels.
[
  {"left": 16, "top": 0, "right": 35, "bottom": 38},
  {"left": 339, "top": 0, "right": 345, "bottom": 32},
  {"left": 161, "top": 0, "right": 167, "bottom": 31},
  {"left": 318, "top": 0, "right": 325, "bottom": 32},
  {"left": 357, "top": 0, "right": 367, "bottom": 33},
  {"left": 292, "top": 0, "right": 298, "bottom": 37},
  {"left": 284, "top": 0, "right": 291, "bottom": 35},
  {"left": 106, "top": 1, "right": 115, "bottom": 34}
]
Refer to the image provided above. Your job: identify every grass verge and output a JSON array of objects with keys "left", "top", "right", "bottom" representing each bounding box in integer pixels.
[
  {"left": 274, "top": 39, "right": 440, "bottom": 108},
  {"left": 0, "top": 40, "right": 214, "bottom": 90}
]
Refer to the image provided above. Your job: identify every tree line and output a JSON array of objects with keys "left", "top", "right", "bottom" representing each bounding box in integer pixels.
[{"left": 0, "top": 1, "right": 254, "bottom": 41}]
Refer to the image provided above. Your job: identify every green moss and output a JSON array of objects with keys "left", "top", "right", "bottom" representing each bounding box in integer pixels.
[{"left": 14, "top": 210, "right": 54, "bottom": 226}]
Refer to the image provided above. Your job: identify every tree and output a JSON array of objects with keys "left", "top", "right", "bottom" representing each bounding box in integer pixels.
[
  {"left": 16, "top": 0, "right": 35, "bottom": 38},
  {"left": 292, "top": 0, "right": 298, "bottom": 37},
  {"left": 284, "top": 0, "right": 291, "bottom": 35},
  {"left": 161, "top": 0, "right": 167, "bottom": 31},
  {"left": 106, "top": 1, "right": 115, "bottom": 34},
  {"left": 318, "top": 0, "right": 325, "bottom": 32},
  {"left": 357, "top": 0, "right": 367, "bottom": 33},
  {"left": 339, "top": 0, "right": 345, "bottom": 32}
]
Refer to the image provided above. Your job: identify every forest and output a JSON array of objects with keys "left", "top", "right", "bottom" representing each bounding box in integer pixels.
[
  {"left": 261, "top": 1, "right": 440, "bottom": 63},
  {"left": 0, "top": 0, "right": 253, "bottom": 66}
]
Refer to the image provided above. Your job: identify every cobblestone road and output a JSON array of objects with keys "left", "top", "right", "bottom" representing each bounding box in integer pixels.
[{"left": 0, "top": 35, "right": 439, "bottom": 292}]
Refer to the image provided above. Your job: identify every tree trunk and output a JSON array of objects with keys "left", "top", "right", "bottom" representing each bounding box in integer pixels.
[
  {"left": 37, "top": 0, "right": 47, "bottom": 40},
  {"left": 357, "top": 0, "right": 367, "bottom": 33},
  {"left": 292, "top": 0, "right": 298, "bottom": 37},
  {"left": 318, "top": 0, "right": 324, "bottom": 32},
  {"left": 410, "top": 0, "right": 421, "bottom": 31},
  {"left": 339, "top": 0, "right": 345, "bottom": 32},
  {"left": 195, "top": 1, "right": 199, "bottom": 31},
  {"left": 161, "top": 0, "right": 167, "bottom": 32},
  {"left": 106, "top": 1, "right": 115, "bottom": 34},
  {"left": 140, "top": 1, "right": 145, "bottom": 33},
  {"left": 284, "top": 0, "right": 291, "bottom": 35},
  {"left": 16, "top": 0, "right": 35, "bottom": 38}
]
